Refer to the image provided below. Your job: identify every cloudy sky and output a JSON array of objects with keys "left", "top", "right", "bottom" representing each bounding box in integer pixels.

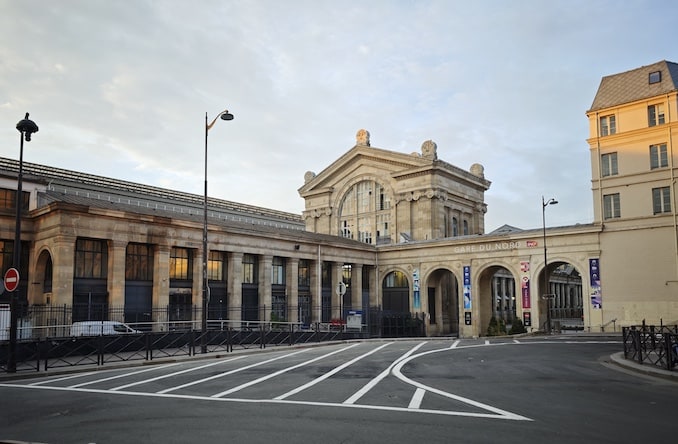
[{"left": 1, "top": 0, "right": 676, "bottom": 232}]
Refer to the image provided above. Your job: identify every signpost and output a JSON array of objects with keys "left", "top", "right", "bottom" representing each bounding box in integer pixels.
[{"left": 4, "top": 267, "right": 19, "bottom": 293}]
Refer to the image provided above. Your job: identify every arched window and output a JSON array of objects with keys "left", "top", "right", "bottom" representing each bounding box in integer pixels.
[{"left": 339, "top": 180, "right": 392, "bottom": 245}]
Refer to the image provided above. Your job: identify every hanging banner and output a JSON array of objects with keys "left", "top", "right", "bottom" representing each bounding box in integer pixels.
[
  {"left": 463, "top": 265, "right": 472, "bottom": 310},
  {"left": 589, "top": 258, "right": 602, "bottom": 309},
  {"left": 520, "top": 261, "right": 531, "bottom": 309},
  {"left": 413, "top": 268, "right": 421, "bottom": 310}
]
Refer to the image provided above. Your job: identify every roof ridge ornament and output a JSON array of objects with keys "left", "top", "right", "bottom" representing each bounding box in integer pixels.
[{"left": 356, "top": 129, "right": 370, "bottom": 146}]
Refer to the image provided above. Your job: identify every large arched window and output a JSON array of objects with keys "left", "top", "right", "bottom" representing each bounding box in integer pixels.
[{"left": 338, "top": 180, "right": 392, "bottom": 245}]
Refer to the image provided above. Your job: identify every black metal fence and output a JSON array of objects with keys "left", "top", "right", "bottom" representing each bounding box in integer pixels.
[
  {"left": 0, "top": 304, "right": 427, "bottom": 373},
  {"left": 622, "top": 322, "right": 678, "bottom": 371}
]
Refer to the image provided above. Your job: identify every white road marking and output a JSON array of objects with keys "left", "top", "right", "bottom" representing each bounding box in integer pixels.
[
  {"left": 391, "top": 344, "right": 532, "bottom": 421},
  {"left": 408, "top": 387, "right": 426, "bottom": 409},
  {"left": 70, "top": 363, "right": 182, "bottom": 388},
  {"left": 211, "top": 344, "right": 359, "bottom": 398},
  {"left": 110, "top": 357, "right": 244, "bottom": 391},
  {"left": 343, "top": 341, "right": 426, "bottom": 405},
  {"left": 275, "top": 342, "right": 391, "bottom": 400},
  {"left": 158, "top": 349, "right": 310, "bottom": 394},
  {"left": 449, "top": 340, "right": 460, "bottom": 349}
]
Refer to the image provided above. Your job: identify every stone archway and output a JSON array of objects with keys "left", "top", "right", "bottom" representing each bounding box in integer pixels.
[
  {"left": 426, "top": 268, "right": 459, "bottom": 336},
  {"left": 477, "top": 265, "right": 517, "bottom": 336},
  {"left": 539, "top": 260, "right": 583, "bottom": 332},
  {"left": 33, "top": 249, "right": 53, "bottom": 305}
]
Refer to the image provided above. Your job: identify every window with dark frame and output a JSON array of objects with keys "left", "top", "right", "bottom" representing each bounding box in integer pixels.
[
  {"left": 649, "top": 71, "right": 661, "bottom": 84},
  {"left": 75, "top": 238, "right": 108, "bottom": 279},
  {"left": 169, "top": 247, "right": 192, "bottom": 280},
  {"left": 208, "top": 250, "right": 226, "bottom": 281},
  {"left": 272, "top": 256, "right": 285, "bottom": 285},
  {"left": 243, "top": 253, "right": 258, "bottom": 284},
  {"left": 125, "top": 243, "right": 153, "bottom": 281}
]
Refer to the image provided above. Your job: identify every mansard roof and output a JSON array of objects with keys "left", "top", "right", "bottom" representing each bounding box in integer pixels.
[{"left": 588, "top": 60, "right": 678, "bottom": 112}]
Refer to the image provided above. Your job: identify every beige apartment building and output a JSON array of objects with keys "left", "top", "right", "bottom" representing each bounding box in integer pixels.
[{"left": 0, "top": 61, "right": 676, "bottom": 339}]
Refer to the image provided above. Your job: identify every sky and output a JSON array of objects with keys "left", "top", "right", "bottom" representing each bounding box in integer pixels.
[{"left": 1, "top": 0, "right": 676, "bottom": 232}]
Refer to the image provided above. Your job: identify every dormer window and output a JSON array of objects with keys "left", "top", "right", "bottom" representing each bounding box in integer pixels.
[{"left": 649, "top": 71, "right": 661, "bottom": 84}]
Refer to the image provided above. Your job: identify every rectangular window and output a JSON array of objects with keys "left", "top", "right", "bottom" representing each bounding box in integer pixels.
[
  {"left": 652, "top": 187, "right": 671, "bottom": 214},
  {"left": 208, "top": 250, "right": 226, "bottom": 281},
  {"left": 169, "top": 247, "right": 192, "bottom": 280},
  {"left": 649, "top": 71, "right": 661, "bottom": 84},
  {"left": 0, "top": 188, "right": 29, "bottom": 212},
  {"left": 243, "top": 254, "right": 258, "bottom": 284},
  {"left": 601, "top": 152, "right": 618, "bottom": 177},
  {"left": 272, "top": 256, "right": 285, "bottom": 285},
  {"left": 648, "top": 104, "right": 665, "bottom": 127},
  {"left": 298, "top": 259, "right": 310, "bottom": 287},
  {"left": 603, "top": 193, "right": 621, "bottom": 220},
  {"left": 125, "top": 243, "right": 153, "bottom": 281},
  {"left": 599, "top": 115, "right": 616, "bottom": 136},
  {"left": 75, "top": 238, "right": 108, "bottom": 279},
  {"left": 650, "top": 143, "right": 668, "bottom": 169}
]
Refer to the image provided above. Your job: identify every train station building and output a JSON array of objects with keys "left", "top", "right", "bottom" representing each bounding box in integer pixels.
[{"left": 1, "top": 60, "right": 676, "bottom": 338}]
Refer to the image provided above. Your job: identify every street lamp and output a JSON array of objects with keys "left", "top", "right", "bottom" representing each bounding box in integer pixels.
[
  {"left": 8, "top": 113, "right": 39, "bottom": 373},
  {"left": 202, "top": 110, "right": 233, "bottom": 353},
  {"left": 542, "top": 195, "right": 558, "bottom": 334}
]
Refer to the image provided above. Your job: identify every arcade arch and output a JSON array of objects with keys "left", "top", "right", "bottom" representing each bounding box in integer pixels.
[
  {"left": 32, "top": 249, "right": 53, "bottom": 305},
  {"left": 477, "top": 265, "right": 517, "bottom": 335},
  {"left": 424, "top": 268, "right": 459, "bottom": 336}
]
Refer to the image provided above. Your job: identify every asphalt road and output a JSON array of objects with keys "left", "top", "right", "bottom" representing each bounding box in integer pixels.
[{"left": 0, "top": 336, "right": 675, "bottom": 444}]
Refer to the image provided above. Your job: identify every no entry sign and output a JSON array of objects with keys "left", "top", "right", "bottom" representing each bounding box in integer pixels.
[{"left": 3, "top": 268, "right": 19, "bottom": 292}]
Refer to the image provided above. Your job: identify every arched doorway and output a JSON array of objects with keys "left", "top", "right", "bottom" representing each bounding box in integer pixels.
[
  {"left": 426, "top": 269, "right": 459, "bottom": 336},
  {"left": 539, "top": 261, "right": 583, "bottom": 332}
]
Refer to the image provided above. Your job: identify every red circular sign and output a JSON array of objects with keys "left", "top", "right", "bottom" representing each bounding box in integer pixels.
[{"left": 4, "top": 268, "right": 20, "bottom": 292}]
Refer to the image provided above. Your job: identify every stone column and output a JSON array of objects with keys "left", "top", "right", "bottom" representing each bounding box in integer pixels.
[
  {"left": 50, "top": 235, "right": 76, "bottom": 307},
  {"left": 287, "top": 257, "right": 299, "bottom": 324},
  {"left": 310, "top": 258, "right": 320, "bottom": 323},
  {"left": 153, "top": 244, "right": 170, "bottom": 326},
  {"left": 351, "top": 263, "right": 363, "bottom": 311},
  {"left": 228, "top": 252, "right": 243, "bottom": 322},
  {"left": 260, "top": 255, "right": 272, "bottom": 321},
  {"left": 332, "top": 262, "right": 343, "bottom": 319},
  {"left": 107, "top": 240, "right": 127, "bottom": 318}
]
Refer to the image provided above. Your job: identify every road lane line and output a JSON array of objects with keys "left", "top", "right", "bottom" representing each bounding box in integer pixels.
[
  {"left": 274, "top": 342, "right": 391, "bottom": 400},
  {"left": 211, "top": 343, "right": 359, "bottom": 398},
  {"left": 343, "top": 341, "right": 427, "bottom": 405},
  {"left": 111, "top": 357, "right": 244, "bottom": 391},
  {"left": 408, "top": 387, "right": 426, "bottom": 409},
  {"left": 28, "top": 371, "right": 99, "bottom": 386},
  {"left": 71, "top": 363, "right": 182, "bottom": 388},
  {"left": 449, "top": 340, "right": 460, "bottom": 349},
  {"left": 391, "top": 346, "right": 532, "bottom": 421},
  {"left": 158, "top": 349, "right": 310, "bottom": 394}
]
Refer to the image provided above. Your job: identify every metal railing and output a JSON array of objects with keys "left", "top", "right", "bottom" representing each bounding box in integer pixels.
[{"left": 622, "top": 322, "right": 678, "bottom": 371}]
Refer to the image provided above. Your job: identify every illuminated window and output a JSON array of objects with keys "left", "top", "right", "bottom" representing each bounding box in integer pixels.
[{"left": 169, "top": 247, "right": 191, "bottom": 280}]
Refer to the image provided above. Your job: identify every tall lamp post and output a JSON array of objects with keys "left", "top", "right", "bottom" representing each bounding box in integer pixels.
[
  {"left": 202, "top": 110, "right": 233, "bottom": 353},
  {"left": 542, "top": 195, "right": 558, "bottom": 334},
  {"left": 8, "top": 113, "right": 39, "bottom": 373}
]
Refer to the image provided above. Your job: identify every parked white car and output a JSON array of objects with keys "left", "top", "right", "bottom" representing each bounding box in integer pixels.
[{"left": 70, "top": 321, "right": 140, "bottom": 337}]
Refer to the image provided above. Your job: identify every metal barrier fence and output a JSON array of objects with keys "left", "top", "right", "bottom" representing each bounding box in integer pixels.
[
  {"left": 0, "top": 321, "right": 358, "bottom": 373},
  {"left": 622, "top": 322, "right": 678, "bottom": 371}
]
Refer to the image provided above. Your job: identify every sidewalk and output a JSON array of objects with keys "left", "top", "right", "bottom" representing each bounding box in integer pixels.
[{"left": 609, "top": 351, "right": 678, "bottom": 382}]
